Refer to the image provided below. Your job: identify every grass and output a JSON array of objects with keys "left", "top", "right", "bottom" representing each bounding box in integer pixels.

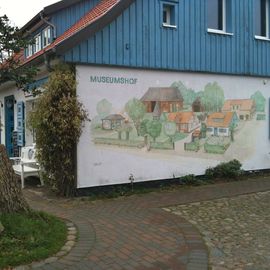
[{"left": 0, "top": 211, "right": 67, "bottom": 268}]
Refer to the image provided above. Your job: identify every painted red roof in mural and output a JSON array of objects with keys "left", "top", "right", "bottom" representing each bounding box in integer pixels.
[
  {"left": 222, "top": 99, "right": 255, "bottom": 111},
  {"left": 207, "top": 112, "right": 234, "bottom": 128},
  {"left": 168, "top": 112, "right": 195, "bottom": 124},
  {"left": 23, "top": 0, "right": 119, "bottom": 65}
]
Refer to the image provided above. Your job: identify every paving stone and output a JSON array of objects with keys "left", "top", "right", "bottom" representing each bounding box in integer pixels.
[{"left": 22, "top": 177, "right": 270, "bottom": 270}]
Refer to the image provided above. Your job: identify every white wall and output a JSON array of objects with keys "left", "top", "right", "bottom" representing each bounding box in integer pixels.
[{"left": 77, "top": 65, "right": 270, "bottom": 188}]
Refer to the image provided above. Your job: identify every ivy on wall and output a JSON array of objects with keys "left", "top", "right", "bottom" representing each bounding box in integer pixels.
[{"left": 29, "top": 64, "right": 88, "bottom": 197}]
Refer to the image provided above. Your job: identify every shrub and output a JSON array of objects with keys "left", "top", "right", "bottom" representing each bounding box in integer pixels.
[
  {"left": 180, "top": 174, "right": 199, "bottom": 185},
  {"left": 205, "top": 159, "right": 242, "bottom": 179},
  {"left": 28, "top": 64, "right": 88, "bottom": 196}
]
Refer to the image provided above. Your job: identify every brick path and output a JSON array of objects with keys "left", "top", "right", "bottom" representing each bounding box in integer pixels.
[{"left": 22, "top": 176, "right": 270, "bottom": 270}]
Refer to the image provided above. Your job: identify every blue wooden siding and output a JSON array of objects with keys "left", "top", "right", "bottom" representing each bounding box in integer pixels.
[
  {"left": 50, "top": 0, "right": 99, "bottom": 37},
  {"left": 63, "top": 0, "right": 270, "bottom": 76}
]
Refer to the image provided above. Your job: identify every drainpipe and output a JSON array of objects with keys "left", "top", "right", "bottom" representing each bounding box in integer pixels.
[
  {"left": 39, "top": 12, "right": 57, "bottom": 40},
  {"left": 40, "top": 12, "right": 57, "bottom": 71}
]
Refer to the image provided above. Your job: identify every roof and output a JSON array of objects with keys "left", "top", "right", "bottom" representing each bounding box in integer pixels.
[
  {"left": 222, "top": 99, "right": 255, "bottom": 111},
  {"left": 168, "top": 112, "right": 195, "bottom": 124},
  {"left": 207, "top": 112, "right": 235, "bottom": 128},
  {"left": 141, "top": 87, "right": 183, "bottom": 102},
  {"left": 21, "top": 0, "right": 135, "bottom": 66},
  {"left": 21, "top": 0, "right": 85, "bottom": 33},
  {"left": 103, "top": 114, "right": 125, "bottom": 121}
]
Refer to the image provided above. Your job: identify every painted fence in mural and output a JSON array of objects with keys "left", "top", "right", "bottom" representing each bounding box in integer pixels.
[{"left": 77, "top": 66, "right": 270, "bottom": 188}]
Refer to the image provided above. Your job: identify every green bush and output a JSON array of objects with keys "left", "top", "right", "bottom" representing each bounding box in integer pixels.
[
  {"left": 28, "top": 64, "right": 88, "bottom": 196},
  {"left": 180, "top": 174, "right": 200, "bottom": 185},
  {"left": 205, "top": 159, "right": 242, "bottom": 179}
]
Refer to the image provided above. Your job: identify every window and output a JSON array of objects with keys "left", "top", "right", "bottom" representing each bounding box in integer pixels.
[
  {"left": 207, "top": 0, "right": 232, "bottom": 34},
  {"left": 162, "top": 1, "right": 177, "bottom": 28},
  {"left": 43, "top": 27, "right": 51, "bottom": 47},
  {"left": 254, "top": 0, "right": 270, "bottom": 38},
  {"left": 26, "top": 44, "right": 33, "bottom": 58},
  {"left": 219, "top": 128, "right": 227, "bottom": 133},
  {"left": 33, "top": 34, "right": 41, "bottom": 53}
]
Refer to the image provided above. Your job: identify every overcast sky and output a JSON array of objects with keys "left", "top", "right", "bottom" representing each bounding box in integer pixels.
[{"left": 0, "top": 0, "right": 59, "bottom": 27}]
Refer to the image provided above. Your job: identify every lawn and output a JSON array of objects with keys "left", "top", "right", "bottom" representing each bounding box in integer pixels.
[{"left": 0, "top": 211, "right": 67, "bottom": 268}]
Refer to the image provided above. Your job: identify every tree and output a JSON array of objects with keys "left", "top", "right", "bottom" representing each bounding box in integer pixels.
[
  {"left": 147, "top": 120, "right": 162, "bottom": 143},
  {"left": 201, "top": 82, "right": 225, "bottom": 112},
  {"left": 0, "top": 15, "right": 36, "bottom": 90},
  {"left": 0, "top": 15, "right": 36, "bottom": 224},
  {"left": 125, "top": 98, "right": 146, "bottom": 136},
  {"left": 251, "top": 91, "right": 266, "bottom": 112},
  {"left": 29, "top": 64, "right": 88, "bottom": 197}
]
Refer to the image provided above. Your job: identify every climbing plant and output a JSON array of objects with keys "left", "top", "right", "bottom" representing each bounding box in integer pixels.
[{"left": 29, "top": 64, "right": 88, "bottom": 197}]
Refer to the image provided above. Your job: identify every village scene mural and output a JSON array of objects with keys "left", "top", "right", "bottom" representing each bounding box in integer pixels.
[
  {"left": 76, "top": 66, "right": 270, "bottom": 187},
  {"left": 91, "top": 81, "right": 266, "bottom": 158}
]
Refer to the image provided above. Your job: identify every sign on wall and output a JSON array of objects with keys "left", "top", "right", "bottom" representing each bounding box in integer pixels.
[{"left": 77, "top": 65, "right": 270, "bottom": 188}]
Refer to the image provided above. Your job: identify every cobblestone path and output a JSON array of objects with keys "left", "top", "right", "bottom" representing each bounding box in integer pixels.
[
  {"left": 166, "top": 191, "right": 270, "bottom": 270},
  {"left": 20, "top": 177, "right": 270, "bottom": 270}
]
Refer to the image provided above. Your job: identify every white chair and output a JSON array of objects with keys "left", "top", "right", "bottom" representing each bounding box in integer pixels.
[{"left": 11, "top": 146, "right": 43, "bottom": 189}]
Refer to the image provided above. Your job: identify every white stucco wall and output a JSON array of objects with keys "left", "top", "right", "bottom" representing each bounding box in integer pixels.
[{"left": 77, "top": 65, "right": 270, "bottom": 188}]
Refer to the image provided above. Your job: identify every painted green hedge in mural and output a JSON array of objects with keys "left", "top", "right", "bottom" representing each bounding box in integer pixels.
[
  {"left": 204, "top": 142, "right": 230, "bottom": 154},
  {"left": 28, "top": 64, "right": 88, "bottom": 197},
  {"left": 94, "top": 138, "right": 144, "bottom": 148},
  {"left": 150, "top": 141, "right": 174, "bottom": 150},
  {"left": 184, "top": 141, "right": 200, "bottom": 152}
]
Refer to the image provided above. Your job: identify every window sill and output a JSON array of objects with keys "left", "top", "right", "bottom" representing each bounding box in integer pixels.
[
  {"left": 162, "top": 23, "right": 177, "bottom": 29},
  {"left": 207, "top": 28, "right": 233, "bottom": 36},
  {"left": 254, "top": 35, "right": 270, "bottom": 41}
]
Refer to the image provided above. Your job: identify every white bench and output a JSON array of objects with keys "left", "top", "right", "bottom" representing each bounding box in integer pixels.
[{"left": 11, "top": 146, "right": 43, "bottom": 189}]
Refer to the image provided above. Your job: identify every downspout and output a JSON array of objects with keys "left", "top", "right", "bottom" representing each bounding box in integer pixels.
[
  {"left": 39, "top": 12, "right": 57, "bottom": 40},
  {"left": 40, "top": 12, "right": 57, "bottom": 71}
]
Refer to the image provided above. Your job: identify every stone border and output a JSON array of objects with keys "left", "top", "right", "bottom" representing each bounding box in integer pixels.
[{"left": 14, "top": 220, "right": 77, "bottom": 270}]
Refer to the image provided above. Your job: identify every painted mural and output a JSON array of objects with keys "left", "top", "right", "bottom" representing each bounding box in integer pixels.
[{"left": 77, "top": 66, "right": 270, "bottom": 188}]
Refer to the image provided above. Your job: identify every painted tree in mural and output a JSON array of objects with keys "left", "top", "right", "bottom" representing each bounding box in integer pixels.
[
  {"left": 92, "top": 98, "right": 112, "bottom": 129},
  {"left": 251, "top": 91, "right": 266, "bottom": 112},
  {"left": 147, "top": 120, "right": 162, "bottom": 143},
  {"left": 96, "top": 98, "right": 112, "bottom": 118},
  {"left": 125, "top": 98, "right": 146, "bottom": 136},
  {"left": 0, "top": 15, "right": 36, "bottom": 222},
  {"left": 171, "top": 81, "right": 197, "bottom": 106},
  {"left": 140, "top": 119, "right": 150, "bottom": 148},
  {"left": 201, "top": 82, "right": 225, "bottom": 112},
  {"left": 163, "top": 121, "right": 177, "bottom": 143}
]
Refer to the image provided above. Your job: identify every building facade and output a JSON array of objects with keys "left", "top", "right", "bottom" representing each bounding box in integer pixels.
[{"left": 1, "top": 0, "right": 270, "bottom": 188}]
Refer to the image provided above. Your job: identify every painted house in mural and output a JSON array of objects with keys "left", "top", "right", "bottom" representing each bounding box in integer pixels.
[
  {"left": 102, "top": 114, "right": 125, "bottom": 130},
  {"left": 141, "top": 87, "right": 183, "bottom": 115},
  {"left": 222, "top": 99, "right": 256, "bottom": 120},
  {"left": 0, "top": 0, "right": 270, "bottom": 188},
  {"left": 168, "top": 112, "right": 200, "bottom": 133},
  {"left": 206, "top": 112, "right": 239, "bottom": 137}
]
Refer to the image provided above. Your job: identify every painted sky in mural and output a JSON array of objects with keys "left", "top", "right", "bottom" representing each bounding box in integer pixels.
[{"left": 77, "top": 66, "right": 270, "bottom": 188}]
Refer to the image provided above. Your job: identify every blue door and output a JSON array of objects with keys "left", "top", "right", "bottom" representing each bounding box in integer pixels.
[
  {"left": 5, "top": 95, "right": 15, "bottom": 157},
  {"left": 214, "top": 128, "right": 218, "bottom": 136}
]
